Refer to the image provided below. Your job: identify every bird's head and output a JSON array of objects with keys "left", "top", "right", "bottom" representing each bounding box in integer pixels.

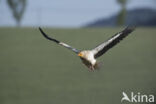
[
  {"left": 78, "top": 51, "right": 89, "bottom": 58},
  {"left": 78, "top": 52, "right": 84, "bottom": 57}
]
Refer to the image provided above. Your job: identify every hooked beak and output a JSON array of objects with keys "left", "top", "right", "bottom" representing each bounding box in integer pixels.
[{"left": 78, "top": 53, "right": 83, "bottom": 57}]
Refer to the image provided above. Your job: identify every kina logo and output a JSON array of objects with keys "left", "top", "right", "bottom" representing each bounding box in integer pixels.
[{"left": 121, "top": 92, "right": 154, "bottom": 103}]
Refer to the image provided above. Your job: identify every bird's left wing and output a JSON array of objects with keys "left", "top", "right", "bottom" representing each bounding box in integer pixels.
[
  {"left": 39, "top": 27, "right": 80, "bottom": 54},
  {"left": 92, "top": 26, "right": 135, "bottom": 58}
]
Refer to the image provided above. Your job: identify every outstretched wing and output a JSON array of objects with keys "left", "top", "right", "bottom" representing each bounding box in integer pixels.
[
  {"left": 39, "top": 27, "right": 80, "bottom": 54},
  {"left": 92, "top": 26, "right": 135, "bottom": 58}
]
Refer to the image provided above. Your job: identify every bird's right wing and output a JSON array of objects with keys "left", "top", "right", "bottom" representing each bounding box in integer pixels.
[
  {"left": 92, "top": 26, "right": 135, "bottom": 58},
  {"left": 39, "top": 27, "right": 80, "bottom": 54}
]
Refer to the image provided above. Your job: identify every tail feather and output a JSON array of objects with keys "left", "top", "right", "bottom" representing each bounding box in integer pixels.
[{"left": 93, "top": 62, "right": 101, "bottom": 70}]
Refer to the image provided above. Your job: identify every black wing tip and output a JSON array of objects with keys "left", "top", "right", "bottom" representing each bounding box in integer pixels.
[
  {"left": 39, "top": 27, "right": 48, "bottom": 38},
  {"left": 122, "top": 26, "right": 136, "bottom": 35},
  {"left": 125, "top": 26, "right": 136, "bottom": 32},
  {"left": 39, "top": 27, "right": 41, "bottom": 30},
  {"left": 38, "top": 27, "right": 60, "bottom": 43},
  {"left": 39, "top": 27, "right": 42, "bottom": 32},
  {"left": 38, "top": 27, "right": 46, "bottom": 36}
]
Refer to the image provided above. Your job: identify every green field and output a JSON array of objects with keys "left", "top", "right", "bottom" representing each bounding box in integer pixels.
[{"left": 0, "top": 27, "right": 156, "bottom": 104}]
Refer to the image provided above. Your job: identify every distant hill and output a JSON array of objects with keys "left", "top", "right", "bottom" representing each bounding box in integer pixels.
[{"left": 86, "top": 8, "right": 156, "bottom": 27}]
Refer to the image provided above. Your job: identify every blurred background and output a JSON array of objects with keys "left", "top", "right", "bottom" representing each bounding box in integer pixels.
[
  {"left": 0, "top": 0, "right": 156, "bottom": 104},
  {"left": 0, "top": 0, "right": 156, "bottom": 27}
]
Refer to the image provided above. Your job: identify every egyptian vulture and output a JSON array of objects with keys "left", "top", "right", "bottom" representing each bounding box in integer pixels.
[{"left": 39, "top": 27, "right": 135, "bottom": 70}]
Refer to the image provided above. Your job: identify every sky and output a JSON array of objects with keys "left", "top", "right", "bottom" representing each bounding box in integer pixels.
[{"left": 0, "top": 0, "right": 156, "bottom": 27}]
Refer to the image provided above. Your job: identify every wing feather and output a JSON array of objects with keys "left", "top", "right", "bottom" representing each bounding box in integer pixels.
[
  {"left": 92, "top": 26, "right": 135, "bottom": 58},
  {"left": 39, "top": 27, "right": 80, "bottom": 54}
]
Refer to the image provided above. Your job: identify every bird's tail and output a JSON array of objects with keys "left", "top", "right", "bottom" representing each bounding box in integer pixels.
[{"left": 93, "top": 61, "right": 102, "bottom": 70}]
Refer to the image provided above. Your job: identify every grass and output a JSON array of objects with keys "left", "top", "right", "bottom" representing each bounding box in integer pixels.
[{"left": 0, "top": 27, "right": 156, "bottom": 104}]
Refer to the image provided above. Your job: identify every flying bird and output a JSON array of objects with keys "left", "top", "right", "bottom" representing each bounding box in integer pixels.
[{"left": 39, "top": 27, "right": 135, "bottom": 71}]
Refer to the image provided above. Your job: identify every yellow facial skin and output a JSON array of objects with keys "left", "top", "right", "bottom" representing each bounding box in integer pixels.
[{"left": 78, "top": 52, "right": 83, "bottom": 57}]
